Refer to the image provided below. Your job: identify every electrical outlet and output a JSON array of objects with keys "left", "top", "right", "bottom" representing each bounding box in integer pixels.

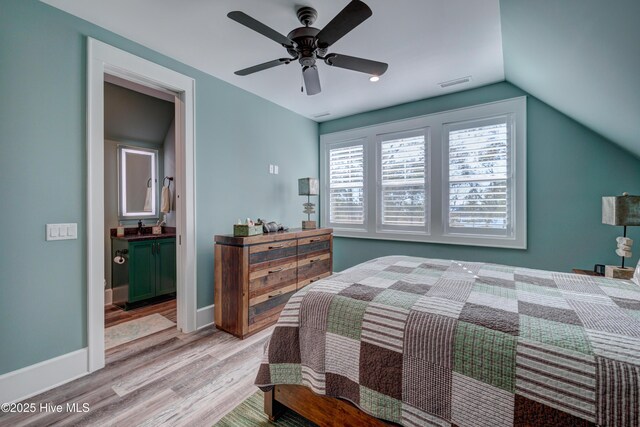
[
  {"left": 269, "top": 164, "right": 274, "bottom": 174},
  {"left": 274, "top": 165, "right": 279, "bottom": 174}
]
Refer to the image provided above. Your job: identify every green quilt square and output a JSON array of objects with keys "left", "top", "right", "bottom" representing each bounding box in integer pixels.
[
  {"left": 269, "top": 363, "right": 302, "bottom": 385},
  {"left": 373, "top": 289, "right": 420, "bottom": 310},
  {"left": 359, "top": 386, "right": 401, "bottom": 423},
  {"left": 327, "top": 295, "right": 369, "bottom": 340},
  {"left": 592, "top": 276, "right": 637, "bottom": 289},
  {"left": 473, "top": 283, "right": 517, "bottom": 299},
  {"left": 375, "top": 270, "right": 406, "bottom": 280},
  {"left": 515, "top": 281, "right": 561, "bottom": 297},
  {"left": 626, "top": 309, "right": 640, "bottom": 320},
  {"left": 519, "top": 315, "right": 593, "bottom": 355},
  {"left": 482, "top": 264, "right": 514, "bottom": 273},
  {"left": 453, "top": 321, "right": 517, "bottom": 392}
]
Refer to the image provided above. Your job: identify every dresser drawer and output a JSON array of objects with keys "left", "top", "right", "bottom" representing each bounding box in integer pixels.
[
  {"left": 249, "top": 239, "right": 297, "bottom": 267},
  {"left": 249, "top": 261, "right": 297, "bottom": 301},
  {"left": 298, "top": 272, "right": 331, "bottom": 289},
  {"left": 248, "top": 289, "right": 296, "bottom": 333},
  {"left": 298, "top": 234, "right": 331, "bottom": 258},
  {"left": 298, "top": 253, "right": 331, "bottom": 285}
]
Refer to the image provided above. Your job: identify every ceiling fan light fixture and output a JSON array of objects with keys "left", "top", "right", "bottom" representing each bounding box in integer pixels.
[{"left": 369, "top": 75, "right": 380, "bottom": 82}]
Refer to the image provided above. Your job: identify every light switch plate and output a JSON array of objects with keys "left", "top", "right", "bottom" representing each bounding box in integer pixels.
[
  {"left": 46, "top": 223, "right": 78, "bottom": 241},
  {"left": 269, "top": 164, "right": 274, "bottom": 174},
  {"left": 274, "top": 165, "right": 279, "bottom": 174}
]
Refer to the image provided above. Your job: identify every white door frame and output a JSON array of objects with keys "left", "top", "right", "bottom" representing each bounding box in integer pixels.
[{"left": 87, "top": 38, "right": 197, "bottom": 372}]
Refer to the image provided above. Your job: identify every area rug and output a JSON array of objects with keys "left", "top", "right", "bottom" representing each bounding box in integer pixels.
[
  {"left": 105, "top": 313, "right": 175, "bottom": 349},
  {"left": 214, "top": 391, "right": 317, "bottom": 427}
]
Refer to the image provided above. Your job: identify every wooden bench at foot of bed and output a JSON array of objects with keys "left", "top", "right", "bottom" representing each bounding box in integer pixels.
[{"left": 265, "top": 384, "right": 395, "bottom": 426}]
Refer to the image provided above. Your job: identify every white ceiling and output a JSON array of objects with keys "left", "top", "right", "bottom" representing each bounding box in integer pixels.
[{"left": 41, "top": 0, "right": 505, "bottom": 122}]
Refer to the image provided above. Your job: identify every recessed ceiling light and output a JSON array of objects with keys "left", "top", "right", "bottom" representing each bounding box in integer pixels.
[{"left": 369, "top": 76, "right": 380, "bottom": 82}]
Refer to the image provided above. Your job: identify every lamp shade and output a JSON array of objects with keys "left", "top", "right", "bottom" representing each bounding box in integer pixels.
[
  {"left": 298, "top": 178, "right": 319, "bottom": 196},
  {"left": 602, "top": 195, "right": 640, "bottom": 226}
]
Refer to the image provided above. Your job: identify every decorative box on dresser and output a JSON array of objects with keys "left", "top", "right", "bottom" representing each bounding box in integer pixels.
[{"left": 214, "top": 228, "right": 333, "bottom": 339}]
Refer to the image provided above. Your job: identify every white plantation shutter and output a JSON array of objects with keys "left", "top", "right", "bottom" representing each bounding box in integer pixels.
[
  {"left": 447, "top": 118, "right": 511, "bottom": 234},
  {"left": 329, "top": 144, "right": 365, "bottom": 225},
  {"left": 380, "top": 133, "right": 427, "bottom": 228}
]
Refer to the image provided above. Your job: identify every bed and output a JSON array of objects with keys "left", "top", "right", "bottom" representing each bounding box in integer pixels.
[{"left": 255, "top": 256, "right": 640, "bottom": 427}]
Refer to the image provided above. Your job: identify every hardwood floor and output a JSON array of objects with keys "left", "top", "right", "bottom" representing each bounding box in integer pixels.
[
  {"left": 105, "top": 298, "right": 177, "bottom": 328},
  {"left": 1, "top": 322, "right": 274, "bottom": 426}
]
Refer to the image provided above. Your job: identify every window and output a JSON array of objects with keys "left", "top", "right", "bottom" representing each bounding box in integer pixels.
[
  {"left": 328, "top": 142, "right": 365, "bottom": 226},
  {"left": 320, "top": 97, "right": 526, "bottom": 249},
  {"left": 445, "top": 118, "right": 511, "bottom": 236},
  {"left": 378, "top": 130, "right": 429, "bottom": 233}
]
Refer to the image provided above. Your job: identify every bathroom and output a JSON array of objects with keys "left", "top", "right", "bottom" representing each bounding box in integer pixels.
[{"left": 103, "top": 75, "right": 178, "bottom": 347}]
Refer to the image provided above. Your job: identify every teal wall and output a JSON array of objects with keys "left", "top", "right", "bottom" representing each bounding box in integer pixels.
[
  {"left": 0, "top": 0, "right": 317, "bottom": 375},
  {"left": 320, "top": 82, "right": 640, "bottom": 273},
  {"left": 499, "top": 0, "right": 640, "bottom": 158}
]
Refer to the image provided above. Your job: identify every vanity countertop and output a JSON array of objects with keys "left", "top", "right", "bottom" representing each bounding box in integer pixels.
[
  {"left": 110, "top": 226, "right": 176, "bottom": 242},
  {"left": 111, "top": 233, "right": 176, "bottom": 242}
]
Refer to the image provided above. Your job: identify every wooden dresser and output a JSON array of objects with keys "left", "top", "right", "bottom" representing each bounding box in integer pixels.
[{"left": 214, "top": 228, "right": 333, "bottom": 338}]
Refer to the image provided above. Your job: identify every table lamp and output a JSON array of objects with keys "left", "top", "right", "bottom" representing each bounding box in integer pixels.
[
  {"left": 602, "top": 192, "right": 640, "bottom": 279},
  {"left": 298, "top": 178, "right": 319, "bottom": 229}
]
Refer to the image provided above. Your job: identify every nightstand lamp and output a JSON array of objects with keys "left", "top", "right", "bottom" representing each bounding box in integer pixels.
[
  {"left": 298, "top": 178, "right": 319, "bottom": 229},
  {"left": 602, "top": 193, "right": 640, "bottom": 279}
]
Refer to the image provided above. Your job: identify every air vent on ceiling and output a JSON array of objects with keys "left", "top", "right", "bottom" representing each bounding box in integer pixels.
[
  {"left": 439, "top": 76, "right": 472, "bottom": 88},
  {"left": 312, "top": 112, "right": 331, "bottom": 119}
]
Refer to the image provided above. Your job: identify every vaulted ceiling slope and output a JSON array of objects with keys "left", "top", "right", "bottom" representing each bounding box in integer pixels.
[
  {"left": 104, "top": 82, "right": 174, "bottom": 144},
  {"left": 500, "top": 0, "right": 640, "bottom": 157}
]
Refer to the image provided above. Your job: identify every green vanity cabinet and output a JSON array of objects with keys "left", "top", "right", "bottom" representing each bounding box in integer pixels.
[
  {"left": 156, "top": 239, "right": 177, "bottom": 297},
  {"left": 111, "top": 236, "right": 176, "bottom": 309}
]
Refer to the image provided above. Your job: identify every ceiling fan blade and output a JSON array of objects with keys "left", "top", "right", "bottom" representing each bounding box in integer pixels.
[
  {"left": 303, "top": 66, "right": 321, "bottom": 95},
  {"left": 234, "top": 58, "right": 291, "bottom": 76},
  {"left": 316, "top": 1, "right": 372, "bottom": 48},
  {"left": 228, "top": 11, "right": 295, "bottom": 47},
  {"left": 325, "top": 53, "right": 388, "bottom": 76}
]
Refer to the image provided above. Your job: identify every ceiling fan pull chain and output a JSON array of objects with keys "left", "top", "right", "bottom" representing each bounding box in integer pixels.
[{"left": 301, "top": 72, "right": 304, "bottom": 93}]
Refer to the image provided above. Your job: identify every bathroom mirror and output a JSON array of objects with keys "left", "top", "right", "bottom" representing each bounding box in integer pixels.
[{"left": 118, "top": 146, "right": 158, "bottom": 219}]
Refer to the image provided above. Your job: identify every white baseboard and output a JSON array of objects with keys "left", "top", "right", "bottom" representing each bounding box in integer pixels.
[
  {"left": 104, "top": 288, "right": 112, "bottom": 305},
  {"left": 196, "top": 304, "right": 214, "bottom": 330},
  {"left": 0, "top": 348, "right": 89, "bottom": 403}
]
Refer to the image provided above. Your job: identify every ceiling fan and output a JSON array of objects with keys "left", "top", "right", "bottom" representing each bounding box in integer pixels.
[{"left": 227, "top": 0, "right": 388, "bottom": 95}]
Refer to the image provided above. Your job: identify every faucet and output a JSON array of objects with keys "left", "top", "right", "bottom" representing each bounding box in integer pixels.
[{"left": 138, "top": 220, "right": 144, "bottom": 235}]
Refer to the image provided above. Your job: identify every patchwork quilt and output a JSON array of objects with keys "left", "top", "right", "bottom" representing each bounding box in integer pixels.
[{"left": 255, "top": 256, "right": 640, "bottom": 427}]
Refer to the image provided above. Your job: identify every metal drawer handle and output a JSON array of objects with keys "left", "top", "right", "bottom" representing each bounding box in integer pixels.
[
  {"left": 268, "top": 291, "right": 283, "bottom": 298},
  {"left": 309, "top": 278, "right": 319, "bottom": 283},
  {"left": 309, "top": 239, "right": 317, "bottom": 243},
  {"left": 309, "top": 259, "right": 316, "bottom": 263},
  {"left": 268, "top": 268, "right": 284, "bottom": 274},
  {"left": 268, "top": 245, "right": 284, "bottom": 249}
]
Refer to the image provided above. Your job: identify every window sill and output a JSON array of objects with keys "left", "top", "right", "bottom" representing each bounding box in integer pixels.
[{"left": 331, "top": 229, "right": 527, "bottom": 250}]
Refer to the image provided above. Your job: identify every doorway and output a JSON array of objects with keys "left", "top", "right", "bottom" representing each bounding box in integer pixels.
[
  {"left": 103, "top": 76, "right": 178, "bottom": 349},
  {"left": 87, "top": 38, "right": 196, "bottom": 372}
]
